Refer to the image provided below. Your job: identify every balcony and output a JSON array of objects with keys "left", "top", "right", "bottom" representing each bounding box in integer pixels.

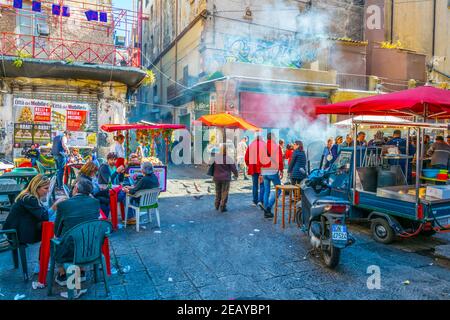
[
  {"left": 0, "top": 32, "right": 141, "bottom": 67},
  {"left": 336, "top": 73, "right": 369, "bottom": 91}
]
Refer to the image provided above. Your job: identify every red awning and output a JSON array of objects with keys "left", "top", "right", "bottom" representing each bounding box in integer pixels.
[
  {"left": 316, "top": 86, "right": 450, "bottom": 119},
  {"left": 101, "top": 123, "right": 186, "bottom": 132}
]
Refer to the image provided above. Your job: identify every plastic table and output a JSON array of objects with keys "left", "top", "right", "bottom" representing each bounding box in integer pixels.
[{"left": 109, "top": 186, "right": 125, "bottom": 230}]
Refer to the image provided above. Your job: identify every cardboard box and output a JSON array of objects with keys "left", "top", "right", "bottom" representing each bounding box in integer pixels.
[{"left": 426, "top": 186, "right": 450, "bottom": 200}]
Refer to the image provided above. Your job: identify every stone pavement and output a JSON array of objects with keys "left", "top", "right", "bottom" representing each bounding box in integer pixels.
[{"left": 0, "top": 165, "right": 449, "bottom": 300}]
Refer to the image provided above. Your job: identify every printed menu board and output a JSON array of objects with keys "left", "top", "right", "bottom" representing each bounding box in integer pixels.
[{"left": 32, "top": 124, "right": 52, "bottom": 145}]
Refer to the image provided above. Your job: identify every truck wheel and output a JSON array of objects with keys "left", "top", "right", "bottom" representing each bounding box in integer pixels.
[
  {"left": 323, "top": 245, "right": 341, "bottom": 269},
  {"left": 420, "top": 229, "right": 436, "bottom": 237},
  {"left": 371, "top": 218, "right": 395, "bottom": 244}
]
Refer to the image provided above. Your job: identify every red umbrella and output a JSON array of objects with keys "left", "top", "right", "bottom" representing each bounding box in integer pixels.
[
  {"left": 316, "top": 86, "right": 450, "bottom": 119},
  {"left": 101, "top": 123, "right": 186, "bottom": 132}
]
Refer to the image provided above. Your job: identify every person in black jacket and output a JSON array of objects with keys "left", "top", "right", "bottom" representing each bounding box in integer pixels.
[
  {"left": 122, "top": 161, "right": 160, "bottom": 223},
  {"left": 53, "top": 178, "right": 101, "bottom": 286},
  {"left": 3, "top": 175, "right": 62, "bottom": 244},
  {"left": 288, "top": 141, "right": 307, "bottom": 185}
]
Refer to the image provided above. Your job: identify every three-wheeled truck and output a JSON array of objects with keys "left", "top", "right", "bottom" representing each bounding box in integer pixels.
[{"left": 320, "top": 120, "right": 450, "bottom": 244}]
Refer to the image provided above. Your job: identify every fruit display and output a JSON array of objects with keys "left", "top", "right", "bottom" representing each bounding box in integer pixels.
[{"left": 141, "top": 156, "right": 163, "bottom": 166}]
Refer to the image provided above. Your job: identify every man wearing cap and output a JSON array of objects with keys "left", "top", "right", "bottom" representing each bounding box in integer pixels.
[
  {"left": 426, "top": 136, "right": 450, "bottom": 170},
  {"left": 52, "top": 130, "right": 71, "bottom": 189}
]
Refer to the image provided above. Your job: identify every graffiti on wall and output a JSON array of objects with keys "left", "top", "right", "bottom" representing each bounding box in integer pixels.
[{"left": 205, "top": 34, "right": 321, "bottom": 71}]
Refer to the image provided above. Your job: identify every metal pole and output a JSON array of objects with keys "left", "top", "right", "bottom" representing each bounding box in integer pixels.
[
  {"left": 406, "top": 127, "right": 410, "bottom": 184},
  {"left": 415, "top": 127, "right": 421, "bottom": 198},
  {"left": 352, "top": 124, "right": 358, "bottom": 205}
]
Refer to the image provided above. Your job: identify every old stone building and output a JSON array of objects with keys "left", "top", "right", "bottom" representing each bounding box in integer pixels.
[
  {"left": 0, "top": 0, "right": 146, "bottom": 159},
  {"left": 133, "top": 0, "right": 446, "bottom": 132},
  {"left": 366, "top": 0, "right": 449, "bottom": 85}
]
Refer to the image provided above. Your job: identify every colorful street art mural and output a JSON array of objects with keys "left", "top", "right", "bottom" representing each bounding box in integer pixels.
[{"left": 203, "top": 33, "right": 323, "bottom": 72}]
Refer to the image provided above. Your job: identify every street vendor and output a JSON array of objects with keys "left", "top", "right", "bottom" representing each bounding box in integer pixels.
[
  {"left": 111, "top": 134, "right": 126, "bottom": 182},
  {"left": 426, "top": 136, "right": 450, "bottom": 170},
  {"left": 136, "top": 140, "right": 149, "bottom": 159},
  {"left": 386, "top": 129, "right": 416, "bottom": 183}
]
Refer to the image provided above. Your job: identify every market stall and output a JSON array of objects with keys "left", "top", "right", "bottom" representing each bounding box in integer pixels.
[
  {"left": 100, "top": 123, "right": 186, "bottom": 192},
  {"left": 314, "top": 86, "right": 450, "bottom": 243}
]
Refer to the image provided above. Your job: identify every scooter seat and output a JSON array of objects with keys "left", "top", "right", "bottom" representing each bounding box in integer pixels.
[
  {"left": 303, "top": 187, "right": 349, "bottom": 207},
  {"left": 315, "top": 197, "right": 350, "bottom": 206}
]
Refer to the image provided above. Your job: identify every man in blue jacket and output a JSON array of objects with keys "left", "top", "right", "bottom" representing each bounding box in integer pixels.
[{"left": 386, "top": 130, "right": 416, "bottom": 183}]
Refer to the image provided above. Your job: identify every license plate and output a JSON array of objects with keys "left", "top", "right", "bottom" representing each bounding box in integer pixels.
[{"left": 332, "top": 224, "right": 348, "bottom": 241}]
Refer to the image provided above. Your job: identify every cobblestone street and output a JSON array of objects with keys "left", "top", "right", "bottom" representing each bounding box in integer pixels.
[{"left": 1, "top": 165, "right": 449, "bottom": 300}]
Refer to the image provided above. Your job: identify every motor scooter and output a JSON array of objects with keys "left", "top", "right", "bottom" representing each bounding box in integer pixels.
[{"left": 297, "top": 169, "right": 355, "bottom": 268}]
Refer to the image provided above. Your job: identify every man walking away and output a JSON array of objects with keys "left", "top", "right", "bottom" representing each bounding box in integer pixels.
[
  {"left": 245, "top": 135, "right": 265, "bottom": 207},
  {"left": 237, "top": 137, "right": 249, "bottom": 180},
  {"left": 213, "top": 145, "right": 238, "bottom": 212},
  {"left": 261, "top": 133, "right": 284, "bottom": 219},
  {"left": 52, "top": 131, "right": 71, "bottom": 189},
  {"left": 426, "top": 136, "right": 450, "bottom": 170}
]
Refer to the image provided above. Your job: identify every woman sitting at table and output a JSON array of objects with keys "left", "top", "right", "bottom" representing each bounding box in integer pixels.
[
  {"left": 3, "top": 175, "right": 62, "bottom": 244},
  {"left": 122, "top": 161, "right": 160, "bottom": 224},
  {"left": 68, "top": 148, "right": 84, "bottom": 164},
  {"left": 77, "top": 162, "right": 110, "bottom": 213}
]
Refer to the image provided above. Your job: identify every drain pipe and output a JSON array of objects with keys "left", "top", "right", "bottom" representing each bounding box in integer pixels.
[{"left": 432, "top": 0, "right": 436, "bottom": 57}]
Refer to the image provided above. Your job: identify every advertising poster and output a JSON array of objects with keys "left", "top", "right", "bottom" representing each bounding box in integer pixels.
[
  {"left": 153, "top": 166, "right": 167, "bottom": 192},
  {"left": 13, "top": 98, "right": 90, "bottom": 133},
  {"left": 32, "top": 124, "right": 52, "bottom": 146},
  {"left": 14, "top": 123, "right": 33, "bottom": 146},
  {"left": 34, "top": 106, "right": 51, "bottom": 123},
  {"left": 51, "top": 108, "right": 67, "bottom": 132},
  {"left": 68, "top": 131, "right": 88, "bottom": 146},
  {"left": 66, "top": 109, "right": 88, "bottom": 131}
]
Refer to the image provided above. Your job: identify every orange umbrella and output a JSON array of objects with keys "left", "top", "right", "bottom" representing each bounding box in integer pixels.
[{"left": 197, "top": 113, "right": 261, "bottom": 131}]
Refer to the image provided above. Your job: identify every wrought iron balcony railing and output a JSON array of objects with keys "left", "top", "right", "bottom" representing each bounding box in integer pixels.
[{"left": 0, "top": 32, "right": 141, "bottom": 67}]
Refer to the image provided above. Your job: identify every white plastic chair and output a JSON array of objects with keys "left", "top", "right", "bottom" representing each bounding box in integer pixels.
[{"left": 124, "top": 188, "right": 160, "bottom": 232}]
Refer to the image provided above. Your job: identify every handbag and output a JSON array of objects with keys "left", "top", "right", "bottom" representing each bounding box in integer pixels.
[{"left": 207, "top": 163, "right": 215, "bottom": 176}]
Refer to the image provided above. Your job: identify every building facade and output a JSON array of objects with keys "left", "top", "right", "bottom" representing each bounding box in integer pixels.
[
  {"left": 133, "top": 0, "right": 447, "bottom": 133},
  {"left": 0, "top": 0, "right": 147, "bottom": 159}
]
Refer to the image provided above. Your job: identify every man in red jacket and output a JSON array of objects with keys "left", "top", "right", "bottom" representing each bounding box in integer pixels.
[
  {"left": 260, "top": 132, "right": 284, "bottom": 218},
  {"left": 245, "top": 134, "right": 266, "bottom": 207}
]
